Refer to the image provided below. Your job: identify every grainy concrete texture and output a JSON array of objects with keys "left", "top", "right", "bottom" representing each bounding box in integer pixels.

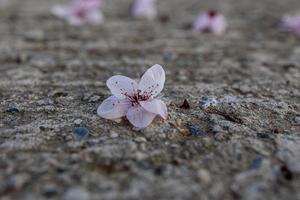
[{"left": 0, "top": 0, "right": 300, "bottom": 200}]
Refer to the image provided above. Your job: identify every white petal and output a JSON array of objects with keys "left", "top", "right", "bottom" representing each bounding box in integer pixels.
[
  {"left": 140, "top": 99, "right": 167, "bottom": 119},
  {"left": 107, "top": 75, "right": 138, "bottom": 99},
  {"left": 138, "top": 64, "right": 165, "bottom": 97},
  {"left": 193, "top": 14, "right": 210, "bottom": 31},
  {"left": 86, "top": 10, "right": 104, "bottom": 24},
  {"left": 132, "top": 0, "right": 157, "bottom": 20},
  {"left": 52, "top": 5, "right": 70, "bottom": 18},
  {"left": 97, "top": 96, "right": 131, "bottom": 119},
  {"left": 126, "top": 106, "right": 156, "bottom": 128},
  {"left": 211, "top": 15, "right": 227, "bottom": 35}
]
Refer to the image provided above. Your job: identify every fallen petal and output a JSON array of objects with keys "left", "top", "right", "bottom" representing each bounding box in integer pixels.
[
  {"left": 97, "top": 96, "right": 131, "bottom": 119},
  {"left": 107, "top": 75, "right": 138, "bottom": 99},
  {"left": 138, "top": 64, "right": 165, "bottom": 98},
  {"left": 126, "top": 105, "right": 157, "bottom": 128},
  {"left": 140, "top": 99, "right": 168, "bottom": 119}
]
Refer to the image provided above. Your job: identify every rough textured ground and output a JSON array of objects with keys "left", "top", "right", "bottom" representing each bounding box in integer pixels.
[{"left": 0, "top": 0, "right": 300, "bottom": 199}]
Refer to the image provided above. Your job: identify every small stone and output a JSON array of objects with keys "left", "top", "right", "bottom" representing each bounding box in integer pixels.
[
  {"left": 7, "top": 173, "right": 30, "bottom": 190},
  {"left": 63, "top": 187, "right": 90, "bottom": 200},
  {"left": 43, "top": 184, "right": 59, "bottom": 198},
  {"left": 197, "top": 169, "right": 211, "bottom": 184},
  {"left": 110, "top": 131, "right": 119, "bottom": 138},
  {"left": 112, "top": 118, "right": 122, "bottom": 123},
  {"left": 24, "top": 30, "right": 45, "bottom": 41},
  {"left": 295, "top": 116, "right": 300, "bottom": 125},
  {"left": 257, "top": 133, "right": 271, "bottom": 139},
  {"left": 72, "top": 127, "right": 89, "bottom": 140},
  {"left": 163, "top": 52, "right": 176, "bottom": 63},
  {"left": 74, "top": 119, "right": 83, "bottom": 125},
  {"left": 37, "top": 99, "right": 54, "bottom": 106},
  {"left": 89, "top": 95, "right": 101, "bottom": 103},
  {"left": 154, "top": 165, "right": 165, "bottom": 176},
  {"left": 201, "top": 97, "right": 218, "bottom": 109},
  {"left": 6, "top": 107, "right": 19, "bottom": 113},
  {"left": 134, "top": 137, "right": 147, "bottom": 143},
  {"left": 39, "top": 126, "right": 46, "bottom": 131},
  {"left": 179, "top": 129, "right": 191, "bottom": 137},
  {"left": 159, "top": 15, "right": 170, "bottom": 23},
  {"left": 180, "top": 99, "right": 191, "bottom": 109},
  {"left": 249, "top": 157, "right": 263, "bottom": 169},
  {"left": 176, "top": 118, "right": 182, "bottom": 126},
  {"left": 189, "top": 126, "right": 206, "bottom": 136}
]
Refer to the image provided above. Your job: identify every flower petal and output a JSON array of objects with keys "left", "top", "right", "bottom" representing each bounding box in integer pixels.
[
  {"left": 138, "top": 64, "right": 165, "bottom": 97},
  {"left": 140, "top": 99, "right": 167, "bottom": 119},
  {"left": 126, "top": 106, "right": 156, "bottom": 128},
  {"left": 52, "top": 5, "right": 70, "bottom": 18},
  {"left": 107, "top": 75, "right": 138, "bottom": 99},
  {"left": 193, "top": 14, "right": 210, "bottom": 31},
  {"left": 132, "top": 0, "right": 157, "bottom": 20},
  {"left": 86, "top": 10, "right": 104, "bottom": 24},
  {"left": 211, "top": 15, "right": 227, "bottom": 35},
  {"left": 97, "top": 96, "right": 131, "bottom": 119}
]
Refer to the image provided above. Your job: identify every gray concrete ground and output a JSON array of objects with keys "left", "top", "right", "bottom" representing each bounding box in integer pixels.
[{"left": 0, "top": 0, "right": 300, "bottom": 199}]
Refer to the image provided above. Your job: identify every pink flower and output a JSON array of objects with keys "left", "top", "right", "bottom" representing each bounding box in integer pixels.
[
  {"left": 97, "top": 64, "right": 168, "bottom": 128},
  {"left": 132, "top": 0, "right": 157, "bottom": 20},
  {"left": 193, "top": 11, "right": 227, "bottom": 35},
  {"left": 281, "top": 15, "right": 300, "bottom": 36},
  {"left": 52, "top": 0, "right": 103, "bottom": 26}
]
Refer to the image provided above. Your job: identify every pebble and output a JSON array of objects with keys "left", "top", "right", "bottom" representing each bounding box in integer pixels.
[
  {"left": 110, "top": 131, "right": 119, "bottom": 138},
  {"left": 43, "top": 184, "right": 59, "bottom": 198},
  {"left": 89, "top": 95, "right": 101, "bottom": 103},
  {"left": 180, "top": 99, "right": 191, "bottom": 109},
  {"left": 249, "top": 157, "right": 263, "bottom": 169},
  {"left": 134, "top": 137, "right": 147, "bottom": 143},
  {"left": 7, "top": 173, "right": 30, "bottom": 189},
  {"left": 24, "top": 30, "right": 45, "bottom": 41},
  {"left": 6, "top": 107, "right": 19, "bottom": 113},
  {"left": 295, "top": 116, "right": 300, "bottom": 125},
  {"left": 63, "top": 187, "right": 90, "bottom": 200},
  {"left": 175, "top": 118, "right": 182, "bottom": 126},
  {"left": 201, "top": 96, "right": 218, "bottom": 109},
  {"left": 180, "top": 129, "right": 191, "bottom": 137},
  {"left": 74, "top": 119, "right": 83, "bottom": 125},
  {"left": 197, "top": 169, "right": 211, "bottom": 184},
  {"left": 72, "top": 127, "right": 89, "bottom": 140},
  {"left": 189, "top": 126, "right": 206, "bottom": 136}
]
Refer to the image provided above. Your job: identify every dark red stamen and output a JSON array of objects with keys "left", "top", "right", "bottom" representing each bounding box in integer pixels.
[
  {"left": 126, "top": 92, "right": 151, "bottom": 106},
  {"left": 208, "top": 10, "right": 217, "bottom": 18}
]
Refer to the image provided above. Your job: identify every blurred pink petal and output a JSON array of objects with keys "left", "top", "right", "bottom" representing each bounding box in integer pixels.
[
  {"left": 97, "top": 96, "right": 131, "bottom": 119},
  {"left": 281, "top": 15, "right": 300, "bottom": 36},
  {"left": 52, "top": 0, "right": 103, "bottom": 25},
  {"left": 97, "top": 64, "right": 168, "bottom": 128},
  {"left": 126, "top": 106, "right": 157, "bottom": 128},
  {"left": 52, "top": 5, "right": 70, "bottom": 18},
  {"left": 193, "top": 11, "right": 227, "bottom": 35},
  {"left": 132, "top": 0, "right": 157, "bottom": 20}
]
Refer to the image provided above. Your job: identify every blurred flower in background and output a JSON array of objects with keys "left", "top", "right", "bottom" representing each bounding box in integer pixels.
[
  {"left": 52, "top": 0, "right": 103, "bottom": 26},
  {"left": 193, "top": 11, "right": 227, "bottom": 35},
  {"left": 132, "top": 0, "right": 157, "bottom": 20},
  {"left": 281, "top": 15, "right": 300, "bottom": 36}
]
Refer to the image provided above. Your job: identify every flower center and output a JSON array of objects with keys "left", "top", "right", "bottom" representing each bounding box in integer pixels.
[
  {"left": 127, "top": 91, "right": 150, "bottom": 106},
  {"left": 208, "top": 10, "right": 217, "bottom": 18},
  {"left": 74, "top": 8, "right": 87, "bottom": 17}
]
